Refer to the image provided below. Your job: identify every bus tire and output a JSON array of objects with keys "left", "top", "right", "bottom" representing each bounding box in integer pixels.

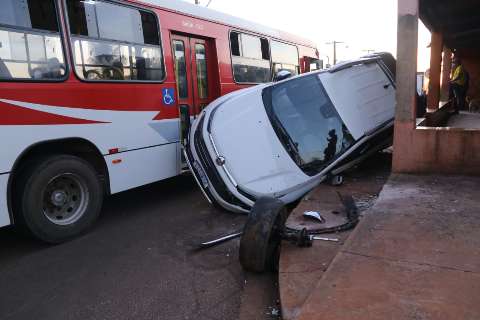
[{"left": 14, "top": 155, "right": 103, "bottom": 243}]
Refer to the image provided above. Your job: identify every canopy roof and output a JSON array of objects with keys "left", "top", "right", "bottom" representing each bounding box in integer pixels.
[{"left": 420, "top": 0, "right": 480, "bottom": 51}]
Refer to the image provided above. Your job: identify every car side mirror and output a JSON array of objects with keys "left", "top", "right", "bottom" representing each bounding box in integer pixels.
[{"left": 274, "top": 70, "right": 292, "bottom": 82}]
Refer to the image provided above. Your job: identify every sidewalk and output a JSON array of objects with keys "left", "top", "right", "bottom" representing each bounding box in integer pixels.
[{"left": 279, "top": 174, "right": 480, "bottom": 320}]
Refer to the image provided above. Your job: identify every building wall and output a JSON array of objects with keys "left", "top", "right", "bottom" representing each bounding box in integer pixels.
[
  {"left": 393, "top": 122, "right": 480, "bottom": 175},
  {"left": 393, "top": 0, "right": 480, "bottom": 176}
]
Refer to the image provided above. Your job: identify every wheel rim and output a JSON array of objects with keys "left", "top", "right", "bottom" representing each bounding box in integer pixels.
[{"left": 42, "top": 173, "right": 89, "bottom": 226}]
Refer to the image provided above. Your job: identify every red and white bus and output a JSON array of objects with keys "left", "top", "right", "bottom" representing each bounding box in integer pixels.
[{"left": 0, "top": 0, "right": 320, "bottom": 242}]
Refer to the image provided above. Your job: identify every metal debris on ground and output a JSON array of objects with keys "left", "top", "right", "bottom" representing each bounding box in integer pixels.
[
  {"left": 303, "top": 211, "right": 325, "bottom": 223},
  {"left": 198, "top": 231, "right": 243, "bottom": 249},
  {"left": 311, "top": 236, "right": 339, "bottom": 242},
  {"left": 267, "top": 306, "right": 280, "bottom": 317}
]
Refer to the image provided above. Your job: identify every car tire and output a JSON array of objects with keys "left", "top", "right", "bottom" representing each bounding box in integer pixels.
[
  {"left": 239, "top": 197, "right": 288, "bottom": 273},
  {"left": 14, "top": 155, "right": 103, "bottom": 243}
]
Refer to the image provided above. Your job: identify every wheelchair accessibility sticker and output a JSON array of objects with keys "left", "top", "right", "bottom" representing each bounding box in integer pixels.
[{"left": 162, "top": 88, "right": 175, "bottom": 106}]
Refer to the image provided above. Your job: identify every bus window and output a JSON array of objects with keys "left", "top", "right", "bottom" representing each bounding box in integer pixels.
[
  {"left": 66, "top": 0, "right": 165, "bottom": 82},
  {"left": 308, "top": 58, "right": 323, "bottom": 71},
  {"left": 195, "top": 43, "right": 208, "bottom": 99},
  {"left": 0, "top": 0, "right": 66, "bottom": 81},
  {"left": 271, "top": 40, "right": 299, "bottom": 78},
  {"left": 173, "top": 40, "right": 188, "bottom": 99},
  {"left": 230, "top": 32, "right": 240, "bottom": 56},
  {"left": 229, "top": 32, "right": 271, "bottom": 84}
]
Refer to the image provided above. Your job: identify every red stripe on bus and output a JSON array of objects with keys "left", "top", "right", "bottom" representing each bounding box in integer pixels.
[
  {"left": 0, "top": 85, "right": 174, "bottom": 112},
  {"left": 0, "top": 102, "right": 106, "bottom": 125}
]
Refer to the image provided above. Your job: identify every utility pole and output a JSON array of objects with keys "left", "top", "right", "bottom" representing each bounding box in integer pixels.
[{"left": 326, "top": 41, "right": 345, "bottom": 65}]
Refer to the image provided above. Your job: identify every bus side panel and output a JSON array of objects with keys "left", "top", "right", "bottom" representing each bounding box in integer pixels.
[
  {"left": 297, "top": 45, "right": 319, "bottom": 73},
  {"left": 0, "top": 117, "right": 181, "bottom": 197},
  {"left": 216, "top": 34, "right": 236, "bottom": 90},
  {"left": 106, "top": 143, "right": 178, "bottom": 194},
  {"left": 297, "top": 45, "right": 318, "bottom": 61},
  {"left": 0, "top": 174, "right": 10, "bottom": 227}
]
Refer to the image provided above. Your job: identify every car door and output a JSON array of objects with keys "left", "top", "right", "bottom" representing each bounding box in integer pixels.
[{"left": 318, "top": 62, "right": 395, "bottom": 140}]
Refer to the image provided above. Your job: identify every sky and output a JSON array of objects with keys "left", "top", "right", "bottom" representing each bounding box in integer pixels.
[{"left": 185, "top": 0, "right": 432, "bottom": 71}]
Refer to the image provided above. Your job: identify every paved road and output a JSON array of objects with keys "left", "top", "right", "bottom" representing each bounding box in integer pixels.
[{"left": 0, "top": 174, "right": 249, "bottom": 320}]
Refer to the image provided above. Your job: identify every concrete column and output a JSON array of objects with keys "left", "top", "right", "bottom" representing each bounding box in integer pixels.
[
  {"left": 393, "top": 0, "right": 419, "bottom": 173},
  {"left": 395, "top": 0, "right": 418, "bottom": 124},
  {"left": 440, "top": 47, "right": 452, "bottom": 101},
  {"left": 394, "top": 0, "right": 419, "bottom": 123},
  {"left": 427, "top": 32, "right": 443, "bottom": 111}
]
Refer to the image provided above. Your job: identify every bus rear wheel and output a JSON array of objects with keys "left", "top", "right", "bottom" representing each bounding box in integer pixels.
[{"left": 14, "top": 155, "right": 103, "bottom": 243}]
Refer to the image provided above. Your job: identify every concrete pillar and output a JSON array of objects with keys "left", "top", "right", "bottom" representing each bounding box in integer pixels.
[
  {"left": 392, "top": 0, "right": 419, "bottom": 173},
  {"left": 394, "top": 0, "right": 418, "bottom": 123},
  {"left": 440, "top": 47, "right": 452, "bottom": 101},
  {"left": 427, "top": 32, "right": 443, "bottom": 111}
]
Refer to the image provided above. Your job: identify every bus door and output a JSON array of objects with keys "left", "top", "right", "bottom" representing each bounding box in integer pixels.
[{"left": 171, "top": 35, "right": 211, "bottom": 117}]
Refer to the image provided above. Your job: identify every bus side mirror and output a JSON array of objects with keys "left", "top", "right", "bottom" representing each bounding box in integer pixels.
[
  {"left": 179, "top": 104, "right": 191, "bottom": 146},
  {"left": 274, "top": 70, "right": 292, "bottom": 82}
]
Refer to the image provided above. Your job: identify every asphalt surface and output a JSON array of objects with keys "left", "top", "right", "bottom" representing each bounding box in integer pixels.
[{"left": 0, "top": 174, "right": 250, "bottom": 320}]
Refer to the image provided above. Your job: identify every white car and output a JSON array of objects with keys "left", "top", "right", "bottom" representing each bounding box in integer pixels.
[{"left": 185, "top": 53, "right": 396, "bottom": 213}]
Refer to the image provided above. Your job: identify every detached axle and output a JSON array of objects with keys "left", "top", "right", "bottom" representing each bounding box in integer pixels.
[
  {"left": 199, "top": 194, "right": 357, "bottom": 273},
  {"left": 200, "top": 227, "right": 338, "bottom": 249},
  {"left": 281, "top": 228, "right": 339, "bottom": 247}
]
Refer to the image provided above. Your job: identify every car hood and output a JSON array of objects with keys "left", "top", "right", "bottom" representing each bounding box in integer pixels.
[{"left": 205, "top": 86, "right": 307, "bottom": 197}]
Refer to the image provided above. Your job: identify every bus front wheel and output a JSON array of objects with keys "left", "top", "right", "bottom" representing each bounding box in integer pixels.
[{"left": 14, "top": 155, "right": 103, "bottom": 243}]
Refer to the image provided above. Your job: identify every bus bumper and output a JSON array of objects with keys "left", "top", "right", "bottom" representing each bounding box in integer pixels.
[{"left": 0, "top": 174, "right": 11, "bottom": 227}]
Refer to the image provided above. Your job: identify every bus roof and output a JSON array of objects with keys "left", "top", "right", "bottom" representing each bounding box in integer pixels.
[{"left": 140, "top": 0, "right": 317, "bottom": 48}]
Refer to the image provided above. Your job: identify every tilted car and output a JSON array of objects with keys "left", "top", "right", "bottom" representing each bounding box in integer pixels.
[{"left": 185, "top": 53, "right": 396, "bottom": 213}]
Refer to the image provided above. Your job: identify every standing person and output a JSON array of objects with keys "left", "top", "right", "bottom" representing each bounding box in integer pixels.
[{"left": 450, "top": 56, "right": 468, "bottom": 114}]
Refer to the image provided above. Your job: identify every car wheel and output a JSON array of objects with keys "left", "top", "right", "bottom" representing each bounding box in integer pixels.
[
  {"left": 239, "top": 197, "right": 288, "bottom": 273},
  {"left": 14, "top": 155, "right": 103, "bottom": 243}
]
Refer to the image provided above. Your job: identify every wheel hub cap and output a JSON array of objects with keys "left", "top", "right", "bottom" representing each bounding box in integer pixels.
[
  {"left": 42, "top": 173, "right": 89, "bottom": 226},
  {"left": 51, "top": 190, "right": 68, "bottom": 206}
]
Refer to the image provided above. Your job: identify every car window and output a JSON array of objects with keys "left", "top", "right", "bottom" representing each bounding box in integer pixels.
[{"left": 263, "top": 74, "right": 355, "bottom": 176}]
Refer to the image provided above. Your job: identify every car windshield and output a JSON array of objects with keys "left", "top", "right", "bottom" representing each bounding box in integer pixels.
[{"left": 263, "top": 74, "right": 355, "bottom": 176}]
